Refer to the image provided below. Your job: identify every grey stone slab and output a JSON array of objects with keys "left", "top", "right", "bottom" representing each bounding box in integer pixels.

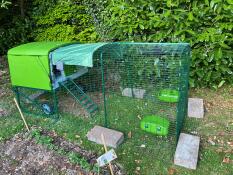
[
  {"left": 188, "top": 98, "right": 204, "bottom": 118},
  {"left": 122, "top": 88, "right": 146, "bottom": 99},
  {"left": 86, "top": 125, "right": 124, "bottom": 148},
  {"left": 174, "top": 133, "right": 200, "bottom": 170}
]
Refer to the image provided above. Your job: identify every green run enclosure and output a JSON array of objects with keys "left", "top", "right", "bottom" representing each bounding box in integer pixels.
[{"left": 7, "top": 42, "right": 190, "bottom": 141}]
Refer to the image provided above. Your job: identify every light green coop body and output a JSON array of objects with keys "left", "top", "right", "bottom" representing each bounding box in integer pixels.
[{"left": 7, "top": 42, "right": 69, "bottom": 90}]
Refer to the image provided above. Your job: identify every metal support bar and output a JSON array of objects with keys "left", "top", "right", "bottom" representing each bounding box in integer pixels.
[{"left": 100, "top": 52, "right": 108, "bottom": 127}]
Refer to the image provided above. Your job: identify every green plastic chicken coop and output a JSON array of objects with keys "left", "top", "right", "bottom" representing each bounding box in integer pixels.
[
  {"left": 7, "top": 42, "right": 104, "bottom": 116},
  {"left": 8, "top": 42, "right": 190, "bottom": 140}
]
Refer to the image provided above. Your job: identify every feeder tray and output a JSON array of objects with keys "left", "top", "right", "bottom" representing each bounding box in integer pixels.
[
  {"left": 140, "top": 115, "right": 170, "bottom": 136},
  {"left": 158, "top": 89, "right": 179, "bottom": 103}
]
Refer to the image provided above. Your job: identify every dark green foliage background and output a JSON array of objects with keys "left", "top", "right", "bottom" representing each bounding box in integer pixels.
[
  {"left": 31, "top": 0, "right": 97, "bottom": 42},
  {"left": 88, "top": 0, "right": 233, "bottom": 88},
  {"left": 0, "top": 1, "right": 32, "bottom": 55},
  {"left": 1, "top": 0, "right": 233, "bottom": 88}
]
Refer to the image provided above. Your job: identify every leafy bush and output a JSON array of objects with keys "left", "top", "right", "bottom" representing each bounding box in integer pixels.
[
  {"left": 1, "top": 0, "right": 232, "bottom": 88},
  {"left": 87, "top": 0, "right": 233, "bottom": 88},
  {"left": 0, "top": 1, "right": 32, "bottom": 55},
  {"left": 31, "top": 0, "right": 97, "bottom": 42}
]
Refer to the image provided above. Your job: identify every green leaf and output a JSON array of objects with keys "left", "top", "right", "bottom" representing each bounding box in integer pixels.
[
  {"left": 186, "top": 30, "right": 195, "bottom": 35},
  {"left": 188, "top": 12, "right": 194, "bottom": 21},
  {"left": 220, "top": 43, "right": 231, "bottom": 49},
  {"left": 205, "top": 0, "right": 209, "bottom": 5},
  {"left": 210, "top": 0, "right": 215, "bottom": 9},
  {"left": 129, "top": 27, "right": 133, "bottom": 34},
  {"left": 164, "top": 10, "right": 171, "bottom": 17},
  {"left": 215, "top": 48, "right": 223, "bottom": 60},
  {"left": 167, "top": 0, "right": 172, "bottom": 7},
  {"left": 226, "top": 0, "right": 233, "bottom": 5},
  {"left": 218, "top": 80, "right": 225, "bottom": 88},
  {"left": 189, "top": 78, "right": 195, "bottom": 87},
  {"left": 139, "top": 24, "right": 144, "bottom": 30}
]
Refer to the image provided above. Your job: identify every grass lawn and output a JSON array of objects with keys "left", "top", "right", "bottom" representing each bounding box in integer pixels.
[
  {"left": 1, "top": 84, "right": 233, "bottom": 174},
  {"left": 0, "top": 61, "right": 233, "bottom": 174}
]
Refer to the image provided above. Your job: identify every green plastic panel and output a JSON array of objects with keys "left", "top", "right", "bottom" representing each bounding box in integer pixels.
[
  {"left": 140, "top": 115, "right": 170, "bottom": 136},
  {"left": 8, "top": 55, "right": 52, "bottom": 90},
  {"left": 7, "top": 42, "right": 69, "bottom": 90},
  {"left": 50, "top": 43, "right": 107, "bottom": 67},
  {"left": 8, "top": 42, "right": 68, "bottom": 56}
]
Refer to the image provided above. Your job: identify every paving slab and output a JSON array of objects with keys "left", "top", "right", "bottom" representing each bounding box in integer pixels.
[
  {"left": 174, "top": 133, "right": 200, "bottom": 170},
  {"left": 122, "top": 88, "right": 146, "bottom": 99},
  {"left": 188, "top": 98, "right": 204, "bottom": 118},
  {"left": 86, "top": 125, "right": 124, "bottom": 148}
]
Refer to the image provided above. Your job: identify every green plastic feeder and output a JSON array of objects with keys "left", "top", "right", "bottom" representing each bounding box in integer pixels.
[
  {"left": 140, "top": 115, "right": 170, "bottom": 136},
  {"left": 158, "top": 89, "right": 179, "bottom": 103}
]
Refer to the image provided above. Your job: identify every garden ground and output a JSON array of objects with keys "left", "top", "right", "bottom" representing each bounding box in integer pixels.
[{"left": 0, "top": 56, "right": 233, "bottom": 175}]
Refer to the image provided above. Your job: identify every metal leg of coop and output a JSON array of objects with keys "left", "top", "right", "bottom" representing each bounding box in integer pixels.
[
  {"left": 100, "top": 52, "right": 108, "bottom": 128},
  {"left": 52, "top": 89, "right": 60, "bottom": 121},
  {"left": 12, "top": 86, "right": 60, "bottom": 120},
  {"left": 13, "top": 86, "right": 21, "bottom": 107}
]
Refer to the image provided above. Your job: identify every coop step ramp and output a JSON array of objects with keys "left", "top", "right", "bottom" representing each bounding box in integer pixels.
[{"left": 60, "top": 79, "right": 98, "bottom": 115}]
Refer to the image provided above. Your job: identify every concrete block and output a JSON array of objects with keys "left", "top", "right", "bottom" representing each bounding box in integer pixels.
[
  {"left": 188, "top": 98, "right": 204, "bottom": 118},
  {"left": 87, "top": 125, "right": 124, "bottom": 148},
  {"left": 174, "top": 133, "right": 200, "bottom": 170},
  {"left": 122, "top": 88, "right": 146, "bottom": 99}
]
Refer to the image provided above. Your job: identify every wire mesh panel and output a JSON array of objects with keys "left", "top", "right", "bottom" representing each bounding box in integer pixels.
[
  {"left": 13, "top": 87, "right": 58, "bottom": 118},
  {"left": 76, "top": 42, "right": 191, "bottom": 171},
  {"left": 98, "top": 43, "right": 190, "bottom": 141},
  {"left": 63, "top": 42, "right": 191, "bottom": 141}
]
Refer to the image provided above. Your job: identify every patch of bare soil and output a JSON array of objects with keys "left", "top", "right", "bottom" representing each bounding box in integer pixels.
[
  {"left": 0, "top": 58, "right": 14, "bottom": 117},
  {"left": 0, "top": 129, "right": 124, "bottom": 175},
  {"left": 0, "top": 133, "right": 86, "bottom": 175},
  {"left": 205, "top": 98, "right": 233, "bottom": 113},
  {"left": 0, "top": 56, "right": 10, "bottom": 85},
  {"left": 58, "top": 92, "right": 103, "bottom": 117},
  {"left": 59, "top": 95, "right": 90, "bottom": 117}
]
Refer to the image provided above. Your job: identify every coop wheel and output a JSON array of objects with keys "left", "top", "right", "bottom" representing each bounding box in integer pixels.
[{"left": 42, "top": 103, "right": 53, "bottom": 115}]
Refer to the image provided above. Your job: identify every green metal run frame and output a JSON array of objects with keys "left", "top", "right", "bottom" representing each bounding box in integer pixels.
[{"left": 94, "top": 43, "right": 191, "bottom": 141}]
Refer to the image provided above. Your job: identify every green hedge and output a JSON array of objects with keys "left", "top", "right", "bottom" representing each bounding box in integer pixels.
[
  {"left": 87, "top": 0, "right": 233, "bottom": 88},
  {"left": 31, "top": 0, "right": 97, "bottom": 42},
  {"left": 0, "top": 2, "right": 32, "bottom": 55},
  {"left": 2, "top": 0, "right": 233, "bottom": 88}
]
